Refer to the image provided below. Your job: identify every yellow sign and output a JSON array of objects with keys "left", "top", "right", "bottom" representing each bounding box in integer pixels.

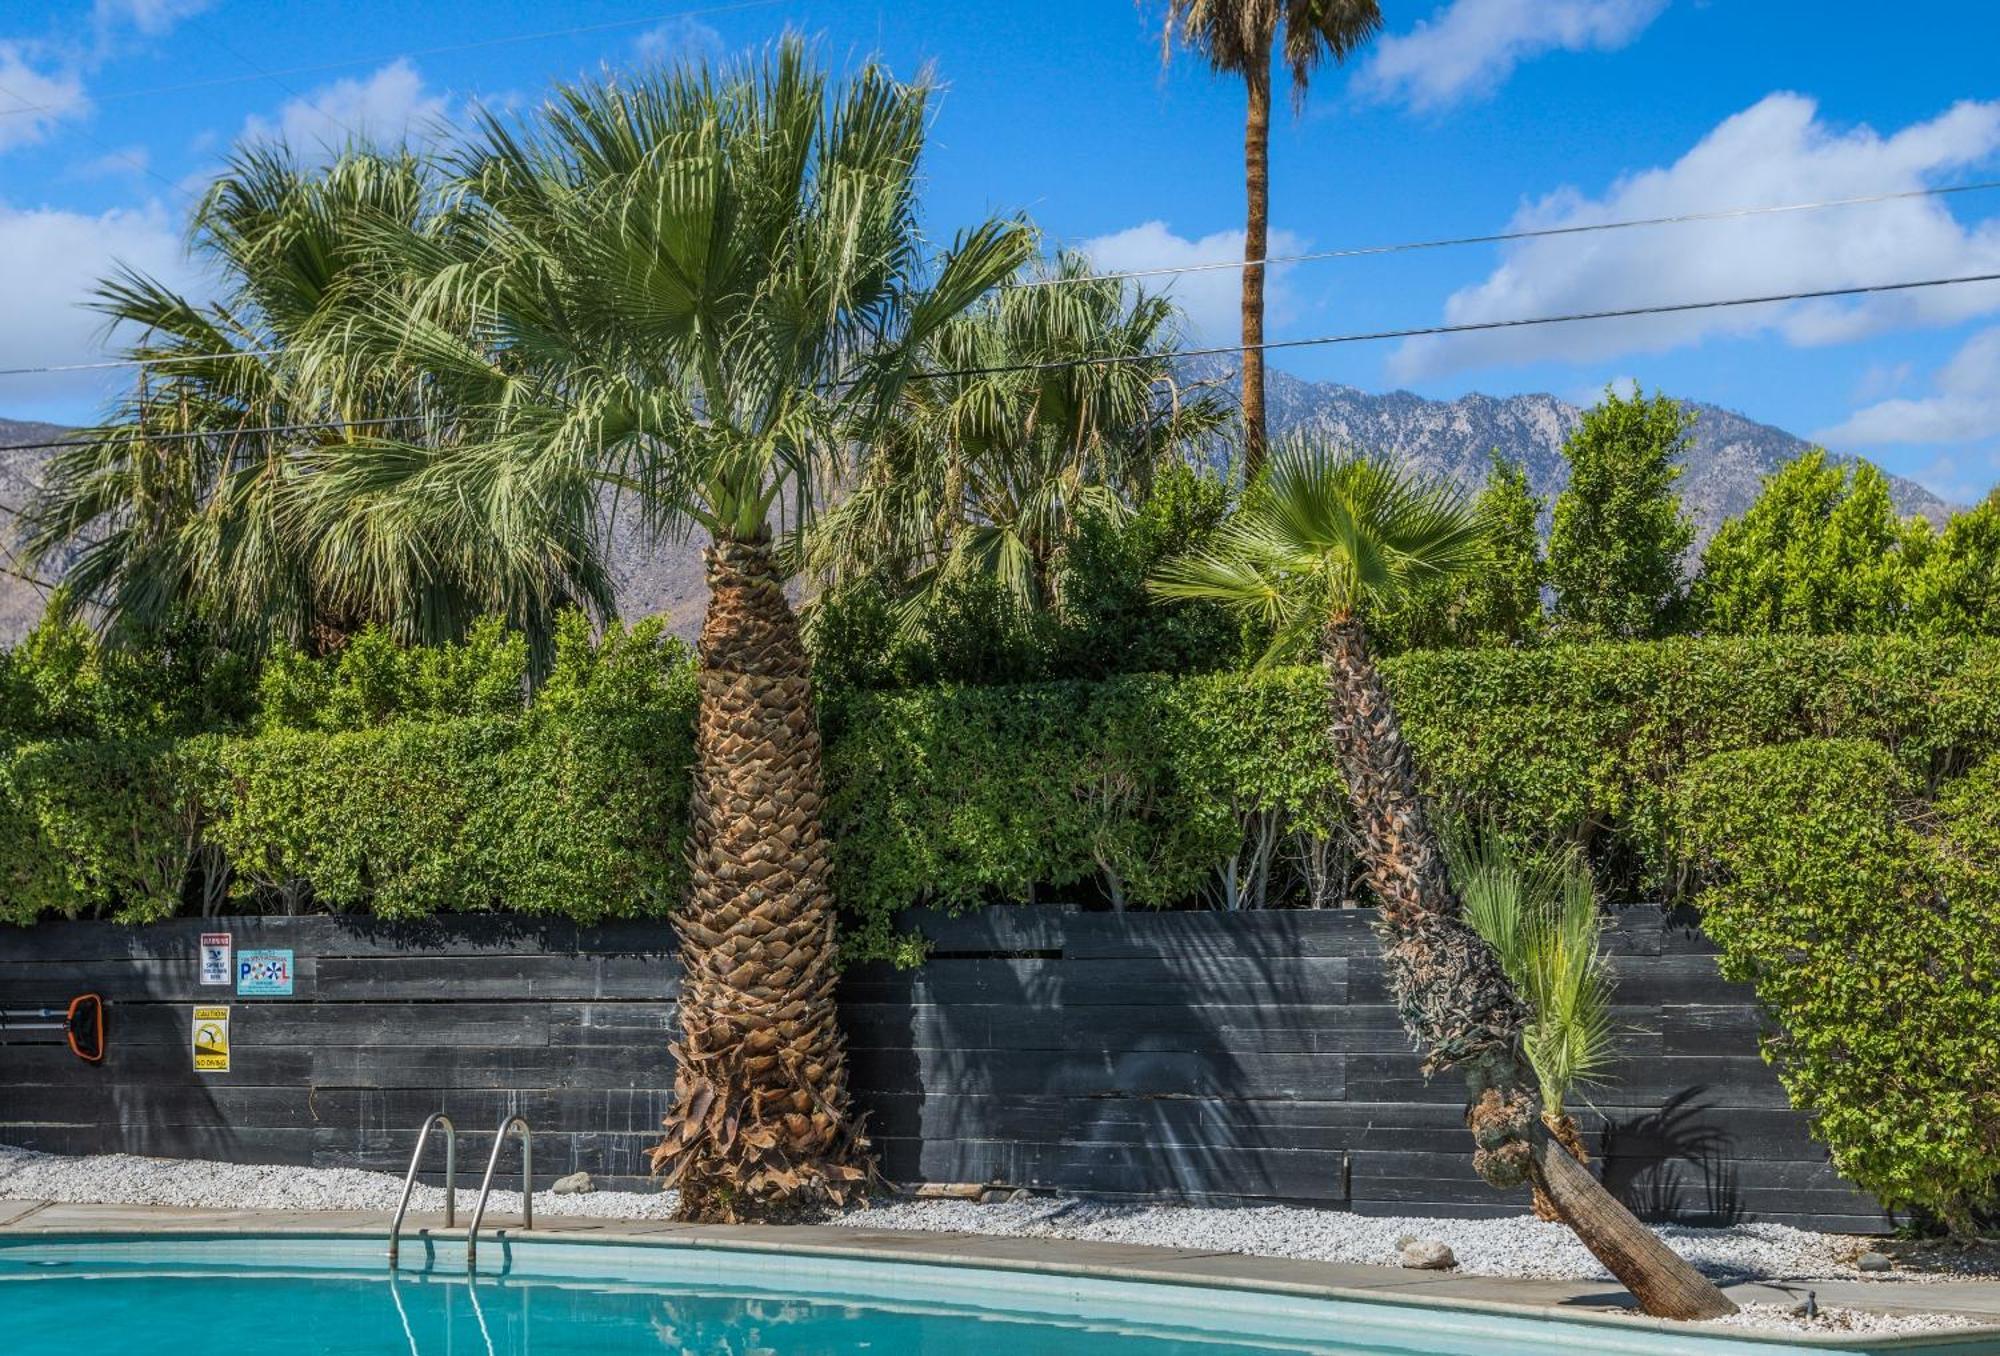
[{"left": 192, "top": 1006, "right": 230, "bottom": 1073}]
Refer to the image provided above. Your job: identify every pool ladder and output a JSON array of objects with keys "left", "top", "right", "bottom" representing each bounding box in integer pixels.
[{"left": 387, "top": 1112, "right": 533, "bottom": 1272}]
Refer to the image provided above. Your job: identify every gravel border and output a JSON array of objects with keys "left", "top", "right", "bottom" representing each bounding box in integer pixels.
[{"left": 3, "top": 1143, "right": 1992, "bottom": 1339}]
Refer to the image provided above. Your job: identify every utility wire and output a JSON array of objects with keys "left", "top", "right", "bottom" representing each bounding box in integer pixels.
[
  {"left": 0, "top": 415, "right": 426, "bottom": 455},
  {"left": 920, "top": 270, "right": 2000, "bottom": 380},
  {"left": 2, "top": 270, "right": 1998, "bottom": 453},
  {"left": 7, "top": 179, "right": 1997, "bottom": 381},
  {"left": 1022, "top": 180, "right": 2000, "bottom": 289},
  {"left": 0, "top": 0, "right": 789, "bottom": 119},
  {"left": 0, "top": 349, "right": 283, "bottom": 380}
]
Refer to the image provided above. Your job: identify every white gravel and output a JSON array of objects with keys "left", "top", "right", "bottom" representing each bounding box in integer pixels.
[
  {"left": 0, "top": 1143, "right": 678, "bottom": 1221},
  {"left": 4, "top": 1144, "right": 1992, "bottom": 1338},
  {"left": 1707, "top": 1304, "right": 1982, "bottom": 1337},
  {"left": 834, "top": 1196, "right": 1861, "bottom": 1283}
]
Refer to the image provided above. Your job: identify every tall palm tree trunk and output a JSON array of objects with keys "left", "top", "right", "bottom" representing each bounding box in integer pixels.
[
  {"left": 1240, "top": 54, "right": 1271, "bottom": 478},
  {"left": 652, "top": 534, "right": 874, "bottom": 1222},
  {"left": 1318, "top": 615, "right": 1735, "bottom": 1321}
]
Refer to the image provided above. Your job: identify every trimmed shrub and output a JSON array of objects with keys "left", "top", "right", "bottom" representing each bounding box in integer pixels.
[
  {"left": 0, "top": 735, "right": 224, "bottom": 925},
  {"left": 1675, "top": 740, "right": 2000, "bottom": 1233}
]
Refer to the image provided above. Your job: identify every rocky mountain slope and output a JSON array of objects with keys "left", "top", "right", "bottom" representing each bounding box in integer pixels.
[
  {"left": 1, "top": 383, "right": 1963, "bottom": 645},
  {"left": 1262, "top": 370, "right": 1956, "bottom": 540}
]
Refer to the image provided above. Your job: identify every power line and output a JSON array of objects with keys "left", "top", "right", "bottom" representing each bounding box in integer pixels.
[
  {"left": 916, "top": 270, "right": 2000, "bottom": 379},
  {"left": 0, "top": 0, "right": 789, "bottom": 119},
  {"left": 2, "top": 271, "right": 1997, "bottom": 452},
  {"left": 1024, "top": 180, "right": 2000, "bottom": 289},
  {"left": 0, "top": 349, "right": 282, "bottom": 379},
  {"left": 0, "top": 415, "right": 425, "bottom": 455},
  {"left": 8, "top": 178, "right": 1998, "bottom": 382}
]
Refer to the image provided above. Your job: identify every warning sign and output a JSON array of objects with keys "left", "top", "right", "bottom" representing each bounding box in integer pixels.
[
  {"left": 199, "top": 932, "right": 232, "bottom": 986},
  {"left": 192, "top": 1006, "right": 230, "bottom": 1072}
]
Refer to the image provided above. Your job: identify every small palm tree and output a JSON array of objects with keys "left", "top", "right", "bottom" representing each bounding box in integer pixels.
[
  {"left": 1149, "top": 438, "right": 1735, "bottom": 1320},
  {"left": 1448, "top": 824, "right": 1618, "bottom": 1221},
  {"left": 296, "top": 42, "right": 1032, "bottom": 1220},
  {"left": 1158, "top": 0, "right": 1383, "bottom": 474}
]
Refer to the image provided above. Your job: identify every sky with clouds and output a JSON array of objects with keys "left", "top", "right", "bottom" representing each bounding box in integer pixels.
[{"left": 2, "top": 0, "right": 1998, "bottom": 502}]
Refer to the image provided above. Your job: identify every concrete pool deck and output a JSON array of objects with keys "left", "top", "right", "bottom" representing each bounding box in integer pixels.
[{"left": 5, "top": 1199, "right": 2000, "bottom": 1351}]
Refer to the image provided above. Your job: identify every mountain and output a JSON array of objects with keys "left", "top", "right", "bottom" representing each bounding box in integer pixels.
[
  {"left": 1262, "top": 369, "right": 1958, "bottom": 540},
  {"left": 1, "top": 383, "right": 1965, "bottom": 646}
]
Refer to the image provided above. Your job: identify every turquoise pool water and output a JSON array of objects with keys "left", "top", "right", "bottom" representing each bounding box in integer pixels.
[{"left": 0, "top": 1234, "right": 1964, "bottom": 1356}]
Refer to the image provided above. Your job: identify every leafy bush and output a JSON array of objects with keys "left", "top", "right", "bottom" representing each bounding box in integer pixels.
[
  {"left": 3, "top": 630, "right": 1996, "bottom": 954},
  {"left": 0, "top": 736, "right": 224, "bottom": 925},
  {"left": 1675, "top": 740, "right": 2000, "bottom": 1234}
]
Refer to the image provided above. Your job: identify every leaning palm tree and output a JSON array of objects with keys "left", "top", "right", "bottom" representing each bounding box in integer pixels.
[
  {"left": 1158, "top": 1, "right": 1382, "bottom": 474},
  {"left": 804, "top": 252, "right": 1226, "bottom": 627},
  {"left": 295, "top": 42, "right": 1031, "bottom": 1220},
  {"left": 25, "top": 147, "right": 611, "bottom": 660},
  {"left": 1150, "top": 439, "right": 1735, "bottom": 1321}
]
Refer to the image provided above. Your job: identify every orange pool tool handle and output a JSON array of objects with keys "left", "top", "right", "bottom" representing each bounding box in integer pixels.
[{"left": 65, "top": 993, "right": 104, "bottom": 1064}]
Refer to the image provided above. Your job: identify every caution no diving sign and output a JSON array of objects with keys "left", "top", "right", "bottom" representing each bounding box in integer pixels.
[{"left": 192, "top": 1006, "right": 230, "bottom": 1073}]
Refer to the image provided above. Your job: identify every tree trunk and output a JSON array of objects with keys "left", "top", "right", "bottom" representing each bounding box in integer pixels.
[
  {"left": 1240, "top": 54, "right": 1271, "bottom": 479},
  {"left": 1318, "top": 615, "right": 1735, "bottom": 1321},
  {"left": 651, "top": 534, "right": 874, "bottom": 1222},
  {"left": 1533, "top": 1112, "right": 1590, "bottom": 1222}
]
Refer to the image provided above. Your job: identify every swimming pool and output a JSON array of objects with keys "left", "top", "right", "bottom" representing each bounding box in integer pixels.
[{"left": 0, "top": 1233, "right": 1985, "bottom": 1356}]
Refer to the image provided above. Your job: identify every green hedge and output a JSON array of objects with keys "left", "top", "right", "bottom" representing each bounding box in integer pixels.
[
  {"left": 5, "top": 633, "right": 1998, "bottom": 957},
  {"left": 828, "top": 634, "right": 2000, "bottom": 954},
  {"left": 1674, "top": 740, "right": 2000, "bottom": 1233},
  {"left": 0, "top": 617, "right": 697, "bottom": 927}
]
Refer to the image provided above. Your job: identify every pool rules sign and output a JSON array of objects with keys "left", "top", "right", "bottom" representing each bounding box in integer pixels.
[{"left": 192, "top": 1007, "right": 230, "bottom": 1073}]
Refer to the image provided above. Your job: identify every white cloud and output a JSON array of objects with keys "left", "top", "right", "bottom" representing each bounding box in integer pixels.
[
  {"left": 92, "top": 0, "right": 213, "bottom": 37},
  {"left": 0, "top": 43, "right": 90, "bottom": 153},
  {"left": 1357, "top": 0, "right": 1665, "bottom": 112},
  {"left": 1819, "top": 327, "right": 2000, "bottom": 447},
  {"left": 635, "top": 17, "right": 724, "bottom": 65},
  {"left": 240, "top": 60, "right": 449, "bottom": 155},
  {"left": 1076, "top": 221, "right": 1310, "bottom": 344},
  {"left": 1390, "top": 94, "right": 2000, "bottom": 381},
  {"left": 0, "top": 197, "right": 200, "bottom": 407}
]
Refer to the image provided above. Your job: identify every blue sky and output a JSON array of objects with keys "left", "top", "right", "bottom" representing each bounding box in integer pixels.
[{"left": 3, "top": 0, "right": 1998, "bottom": 501}]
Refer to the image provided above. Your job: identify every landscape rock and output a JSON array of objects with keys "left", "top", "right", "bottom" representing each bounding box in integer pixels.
[
  {"left": 1858, "top": 1252, "right": 1893, "bottom": 1273},
  {"left": 551, "top": 1171, "right": 594, "bottom": 1195},
  {"left": 1399, "top": 1239, "right": 1456, "bottom": 1270}
]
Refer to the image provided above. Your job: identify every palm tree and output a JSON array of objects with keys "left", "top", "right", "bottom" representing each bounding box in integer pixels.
[
  {"left": 1149, "top": 439, "right": 1736, "bottom": 1321},
  {"left": 804, "top": 252, "right": 1226, "bottom": 628},
  {"left": 1158, "top": 1, "right": 1382, "bottom": 475},
  {"left": 295, "top": 42, "right": 1031, "bottom": 1220},
  {"left": 1449, "top": 824, "right": 1618, "bottom": 1222},
  {"left": 25, "top": 147, "right": 611, "bottom": 661}
]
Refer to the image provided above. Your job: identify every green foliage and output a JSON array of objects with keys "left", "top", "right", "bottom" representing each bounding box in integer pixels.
[
  {"left": 1675, "top": 740, "right": 2000, "bottom": 1234},
  {"left": 1548, "top": 388, "right": 1696, "bottom": 640},
  {"left": 824, "top": 667, "right": 1344, "bottom": 960},
  {"left": 825, "top": 634, "right": 2000, "bottom": 959},
  {"left": 809, "top": 460, "right": 1245, "bottom": 692},
  {"left": 256, "top": 617, "right": 529, "bottom": 732},
  {"left": 1698, "top": 450, "right": 1932, "bottom": 634},
  {"left": 1907, "top": 490, "right": 2000, "bottom": 637},
  {"left": 0, "top": 614, "right": 696, "bottom": 927},
  {"left": 0, "top": 736, "right": 224, "bottom": 925},
  {"left": 1377, "top": 452, "right": 1546, "bottom": 652},
  {"left": 1392, "top": 634, "right": 2000, "bottom": 883},
  {"left": 0, "top": 612, "right": 255, "bottom": 748},
  {"left": 1448, "top": 824, "right": 1615, "bottom": 1119}
]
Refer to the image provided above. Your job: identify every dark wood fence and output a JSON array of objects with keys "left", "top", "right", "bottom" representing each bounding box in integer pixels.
[{"left": 0, "top": 907, "right": 1882, "bottom": 1232}]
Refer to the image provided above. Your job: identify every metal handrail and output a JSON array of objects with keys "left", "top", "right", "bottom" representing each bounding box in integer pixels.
[
  {"left": 388, "top": 1112, "right": 457, "bottom": 1268},
  {"left": 466, "top": 1114, "right": 532, "bottom": 1272}
]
